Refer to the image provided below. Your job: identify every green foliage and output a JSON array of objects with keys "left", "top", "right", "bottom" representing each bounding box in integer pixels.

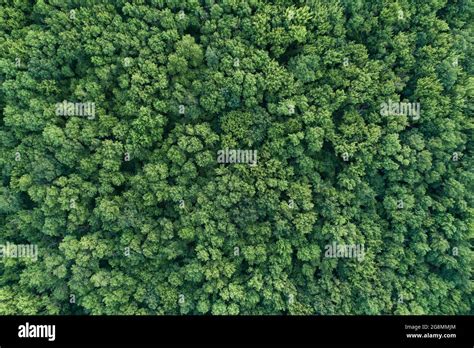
[{"left": 0, "top": 0, "right": 472, "bottom": 315}]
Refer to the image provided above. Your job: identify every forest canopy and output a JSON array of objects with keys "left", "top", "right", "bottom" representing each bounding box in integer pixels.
[{"left": 0, "top": 0, "right": 472, "bottom": 315}]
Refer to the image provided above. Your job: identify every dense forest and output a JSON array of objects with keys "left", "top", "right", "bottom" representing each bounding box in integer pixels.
[{"left": 0, "top": 0, "right": 472, "bottom": 315}]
